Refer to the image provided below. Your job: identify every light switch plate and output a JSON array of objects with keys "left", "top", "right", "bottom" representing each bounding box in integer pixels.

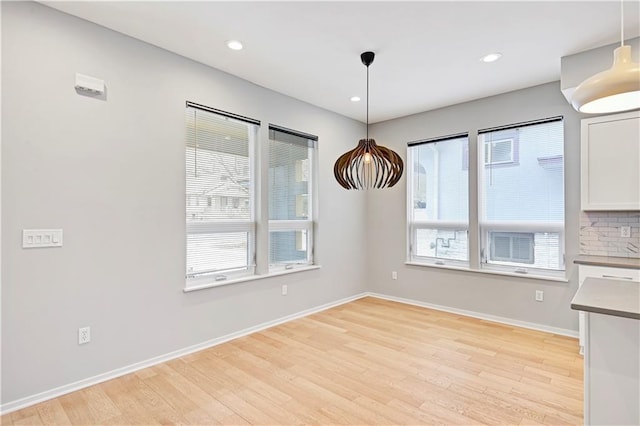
[{"left": 23, "top": 229, "right": 63, "bottom": 248}]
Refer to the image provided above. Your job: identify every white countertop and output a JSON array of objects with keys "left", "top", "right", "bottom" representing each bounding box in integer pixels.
[{"left": 571, "top": 277, "right": 640, "bottom": 320}]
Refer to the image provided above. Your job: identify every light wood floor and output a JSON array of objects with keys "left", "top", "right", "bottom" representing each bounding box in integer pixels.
[{"left": 2, "top": 297, "right": 583, "bottom": 425}]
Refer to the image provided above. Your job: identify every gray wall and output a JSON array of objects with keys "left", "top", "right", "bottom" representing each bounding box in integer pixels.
[
  {"left": 1, "top": 2, "right": 367, "bottom": 404},
  {"left": 367, "top": 82, "right": 582, "bottom": 331}
]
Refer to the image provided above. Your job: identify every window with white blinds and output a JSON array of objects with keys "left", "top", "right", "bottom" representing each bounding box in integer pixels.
[
  {"left": 479, "top": 117, "right": 565, "bottom": 274},
  {"left": 407, "top": 134, "right": 469, "bottom": 266},
  {"left": 185, "top": 103, "right": 258, "bottom": 284},
  {"left": 268, "top": 126, "right": 317, "bottom": 270}
]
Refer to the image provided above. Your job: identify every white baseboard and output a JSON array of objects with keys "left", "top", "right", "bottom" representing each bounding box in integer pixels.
[
  {"left": 0, "top": 292, "right": 368, "bottom": 415},
  {"left": 367, "top": 292, "right": 579, "bottom": 338}
]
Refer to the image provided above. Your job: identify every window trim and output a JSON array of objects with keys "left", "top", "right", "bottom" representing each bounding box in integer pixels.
[
  {"left": 404, "top": 261, "right": 569, "bottom": 283},
  {"left": 407, "top": 116, "right": 566, "bottom": 281},
  {"left": 478, "top": 118, "right": 565, "bottom": 275},
  {"left": 185, "top": 101, "right": 260, "bottom": 125},
  {"left": 185, "top": 104, "right": 259, "bottom": 287},
  {"left": 407, "top": 134, "right": 470, "bottom": 266},
  {"left": 267, "top": 125, "right": 318, "bottom": 272},
  {"left": 184, "top": 108, "right": 322, "bottom": 290},
  {"left": 184, "top": 265, "right": 323, "bottom": 293}
]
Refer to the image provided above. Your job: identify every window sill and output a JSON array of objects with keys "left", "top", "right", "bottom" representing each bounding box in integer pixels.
[
  {"left": 404, "top": 261, "right": 568, "bottom": 283},
  {"left": 183, "top": 265, "right": 322, "bottom": 293}
]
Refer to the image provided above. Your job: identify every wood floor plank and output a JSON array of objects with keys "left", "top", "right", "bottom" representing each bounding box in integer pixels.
[
  {"left": 7, "top": 405, "right": 40, "bottom": 424},
  {"left": 150, "top": 362, "right": 235, "bottom": 421},
  {"left": 215, "top": 390, "right": 280, "bottom": 425},
  {"left": 81, "top": 385, "right": 122, "bottom": 423},
  {"left": 278, "top": 399, "right": 335, "bottom": 424},
  {"left": 99, "top": 375, "right": 164, "bottom": 425},
  {"left": 34, "top": 398, "right": 72, "bottom": 425},
  {"left": 387, "top": 397, "right": 452, "bottom": 425},
  {"left": 11, "top": 415, "right": 43, "bottom": 426},
  {"left": 4, "top": 297, "right": 583, "bottom": 425},
  {"left": 57, "top": 391, "right": 98, "bottom": 425}
]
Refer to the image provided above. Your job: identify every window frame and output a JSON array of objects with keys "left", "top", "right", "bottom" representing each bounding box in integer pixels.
[
  {"left": 184, "top": 104, "right": 320, "bottom": 291},
  {"left": 185, "top": 103, "right": 259, "bottom": 287},
  {"left": 267, "top": 125, "right": 318, "bottom": 272},
  {"left": 407, "top": 133, "right": 470, "bottom": 268},
  {"left": 478, "top": 117, "right": 565, "bottom": 277},
  {"left": 406, "top": 116, "right": 566, "bottom": 281}
]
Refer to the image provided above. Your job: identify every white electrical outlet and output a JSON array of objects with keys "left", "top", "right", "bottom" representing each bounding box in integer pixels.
[
  {"left": 620, "top": 226, "right": 631, "bottom": 238},
  {"left": 535, "top": 290, "right": 544, "bottom": 302},
  {"left": 281, "top": 284, "right": 288, "bottom": 296},
  {"left": 392, "top": 271, "right": 398, "bottom": 280},
  {"left": 78, "top": 326, "right": 91, "bottom": 345}
]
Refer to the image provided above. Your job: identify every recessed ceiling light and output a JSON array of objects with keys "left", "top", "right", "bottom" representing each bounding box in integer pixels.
[
  {"left": 481, "top": 52, "right": 502, "bottom": 63},
  {"left": 350, "top": 96, "right": 361, "bottom": 102},
  {"left": 226, "top": 40, "right": 243, "bottom": 51}
]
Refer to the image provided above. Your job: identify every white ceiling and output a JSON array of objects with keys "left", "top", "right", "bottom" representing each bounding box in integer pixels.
[{"left": 42, "top": 1, "right": 640, "bottom": 123}]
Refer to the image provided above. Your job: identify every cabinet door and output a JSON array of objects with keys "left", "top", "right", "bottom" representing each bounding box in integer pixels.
[
  {"left": 581, "top": 111, "right": 640, "bottom": 211},
  {"left": 587, "top": 313, "right": 640, "bottom": 426}
]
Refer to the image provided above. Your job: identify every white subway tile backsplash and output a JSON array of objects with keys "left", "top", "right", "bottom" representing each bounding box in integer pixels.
[{"left": 579, "top": 211, "right": 640, "bottom": 258}]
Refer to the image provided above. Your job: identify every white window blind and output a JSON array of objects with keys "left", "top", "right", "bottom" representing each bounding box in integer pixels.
[
  {"left": 268, "top": 126, "right": 317, "bottom": 270},
  {"left": 479, "top": 117, "right": 564, "bottom": 274},
  {"left": 185, "top": 103, "right": 258, "bottom": 284},
  {"left": 408, "top": 134, "right": 469, "bottom": 266}
]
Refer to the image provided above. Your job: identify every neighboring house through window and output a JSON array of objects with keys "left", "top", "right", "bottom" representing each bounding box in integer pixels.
[
  {"left": 485, "top": 137, "right": 514, "bottom": 165},
  {"left": 462, "top": 128, "right": 519, "bottom": 169}
]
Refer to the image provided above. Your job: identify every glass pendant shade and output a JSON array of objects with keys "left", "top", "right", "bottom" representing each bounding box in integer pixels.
[
  {"left": 334, "top": 51, "right": 404, "bottom": 190},
  {"left": 572, "top": 46, "right": 640, "bottom": 114}
]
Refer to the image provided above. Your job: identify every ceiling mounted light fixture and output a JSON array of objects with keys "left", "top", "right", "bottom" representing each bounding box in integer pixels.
[
  {"left": 226, "top": 40, "right": 243, "bottom": 51},
  {"left": 571, "top": 0, "right": 640, "bottom": 113},
  {"left": 481, "top": 52, "right": 502, "bottom": 63},
  {"left": 334, "top": 51, "right": 404, "bottom": 190}
]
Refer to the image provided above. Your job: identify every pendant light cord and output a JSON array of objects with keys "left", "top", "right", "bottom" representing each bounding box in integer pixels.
[
  {"left": 620, "top": 0, "right": 624, "bottom": 47},
  {"left": 366, "top": 63, "right": 370, "bottom": 140}
]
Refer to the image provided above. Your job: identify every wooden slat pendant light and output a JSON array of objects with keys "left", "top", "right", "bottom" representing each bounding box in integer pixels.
[{"left": 334, "top": 52, "right": 404, "bottom": 190}]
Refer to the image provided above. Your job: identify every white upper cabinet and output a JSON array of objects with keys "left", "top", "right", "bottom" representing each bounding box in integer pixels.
[{"left": 581, "top": 111, "right": 640, "bottom": 211}]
